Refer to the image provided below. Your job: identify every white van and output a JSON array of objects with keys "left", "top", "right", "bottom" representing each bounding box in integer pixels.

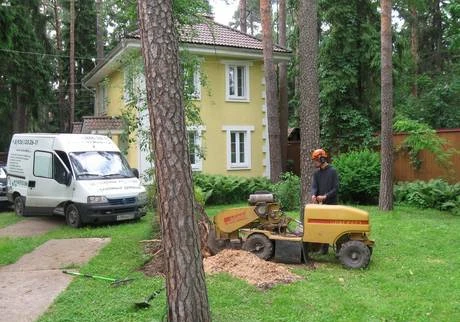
[{"left": 7, "top": 134, "right": 147, "bottom": 227}]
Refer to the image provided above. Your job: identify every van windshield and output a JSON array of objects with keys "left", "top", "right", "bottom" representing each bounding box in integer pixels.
[{"left": 69, "top": 151, "right": 135, "bottom": 180}]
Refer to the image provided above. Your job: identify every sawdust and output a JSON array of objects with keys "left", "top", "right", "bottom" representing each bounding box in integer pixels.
[
  {"left": 141, "top": 244, "right": 302, "bottom": 289},
  {"left": 203, "top": 249, "right": 301, "bottom": 289}
]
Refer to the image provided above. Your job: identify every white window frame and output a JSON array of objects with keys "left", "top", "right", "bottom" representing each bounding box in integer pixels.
[
  {"left": 187, "top": 126, "right": 205, "bottom": 171},
  {"left": 191, "top": 68, "right": 201, "bottom": 100},
  {"left": 223, "top": 61, "right": 251, "bottom": 102},
  {"left": 222, "top": 126, "right": 254, "bottom": 170},
  {"left": 98, "top": 83, "right": 108, "bottom": 115}
]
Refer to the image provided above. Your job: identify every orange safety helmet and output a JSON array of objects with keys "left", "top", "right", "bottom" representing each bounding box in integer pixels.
[{"left": 311, "top": 149, "right": 328, "bottom": 162}]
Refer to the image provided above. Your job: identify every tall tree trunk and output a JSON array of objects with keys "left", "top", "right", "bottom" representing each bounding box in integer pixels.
[
  {"left": 410, "top": 5, "right": 418, "bottom": 97},
  {"left": 69, "top": 0, "right": 75, "bottom": 131},
  {"left": 260, "top": 0, "right": 282, "bottom": 182},
  {"left": 249, "top": 13, "right": 254, "bottom": 35},
  {"left": 239, "top": 0, "right": 247, "bottom": 33},
  {"left": 137, "top": 1, "right": 211, "bottom": 321},
  {"left": 379, "top": 0, "right": 394, "bottom": 211},
  {"left": 432, "top": 0, "right": 442, "bottom": 72},
  {"left": 278, "top": 0, "right": 288, "bottom": 172},
  {"left": 53, "top": 0, "right": 66, "bottom": 131},
  {"left": 12, "top": 85, "right": 27, "bottom": 133},
  {"left": 298, "top": 0, "right": 320, "bottom": 220},
  {"left": 96, "top": 0, "right": 104, "bottom": 64}
]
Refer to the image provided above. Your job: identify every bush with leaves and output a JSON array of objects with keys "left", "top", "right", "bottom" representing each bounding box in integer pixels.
[
  {"left": 394, "top": 180, "right": 460, "bottom": 215},
  {"left": 272, "top": 172, "right": 300, "bottom": 211},
  {"left": 193, "top": 174, "right": 273, "bottom": 204},
  {"left": 332, "top": 150, "right": 380, "bottom": 204}
]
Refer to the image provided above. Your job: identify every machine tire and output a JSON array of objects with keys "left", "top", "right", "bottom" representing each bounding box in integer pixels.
[
  {"left": 243, "top": 233, "right": 273, "bottom": 260},
  {"left": 14, "top": 195, "right": 25, "bottom": 217},
  {"left": 65, "top": 204, "right": 82, "bottom": 228},
  {"left": 338, "top": 240, "right": 371, "bottom": 269}
]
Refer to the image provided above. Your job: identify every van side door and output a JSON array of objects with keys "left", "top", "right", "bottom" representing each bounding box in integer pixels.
[{"left": 25, "top": 150, "right": 73, "bottom": 214}]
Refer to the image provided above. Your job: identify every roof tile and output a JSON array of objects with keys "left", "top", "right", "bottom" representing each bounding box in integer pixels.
[
  {"left": 128, "top": 17, "right": 290, "bottom": 53},
  {"left": 76, "top": 116, "right": 123, "bottom": 134}
]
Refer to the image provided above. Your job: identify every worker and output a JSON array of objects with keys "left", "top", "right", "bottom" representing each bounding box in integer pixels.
[
  {"left": 310, "top": 148, "right": 339, "bottom": 254},
  {"left": 310, "top": 149, "right": 338, "bottom": 205}
]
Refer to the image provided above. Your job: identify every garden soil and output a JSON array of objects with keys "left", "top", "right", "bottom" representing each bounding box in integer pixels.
[{"left": 0, "top": 238, "right": 110, "bottom": 322}]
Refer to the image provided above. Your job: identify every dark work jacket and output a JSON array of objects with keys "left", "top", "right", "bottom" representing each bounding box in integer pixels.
[{"left": 311, "top": 165, "right": 339, "bottom": 204}]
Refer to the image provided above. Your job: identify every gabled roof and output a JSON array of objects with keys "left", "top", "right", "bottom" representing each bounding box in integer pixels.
[
  {"left": 127, "top": 18, "right": 290, "bottom": 53},
  {"left": 72, "top": 116, "right": 123, "bottom": 134},
  {"left": 83, "top": 17, "right": 291, "bottom": 88}
]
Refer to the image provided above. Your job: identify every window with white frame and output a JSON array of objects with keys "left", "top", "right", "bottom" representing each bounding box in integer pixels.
[
  {"left": 192, "top": 69, "right": 201, "bottom": 99},
  {"left": 187, "top": 127, "right": 204, "bottom": 171},
  {"left": 222, "top": 126, "right": 254, "bottom": 169},
  {"left": 184, "top": 66, "right": 201, "bottom": 100},
  {"left": 98, "top": 83, "right": 108, "bottom": 115},
  {"left": 225, "top": 63, "right": 250, "bottom": 101}
]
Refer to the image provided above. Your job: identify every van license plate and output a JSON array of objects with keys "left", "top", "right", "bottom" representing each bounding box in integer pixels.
[{"left": 117, "top": 214, "right": 135, "bottom": 221}]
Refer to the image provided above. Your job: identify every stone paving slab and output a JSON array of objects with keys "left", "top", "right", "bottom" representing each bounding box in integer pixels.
[
  {"left": 0, "top": 238, "right": 111, "bottom": 322},
  {"left": 0, "top": 217, "right": 65, "bottom": 238}
]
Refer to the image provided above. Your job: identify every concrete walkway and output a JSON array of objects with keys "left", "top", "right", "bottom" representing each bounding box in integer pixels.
[
  {"left": 0, "top": 216, "right": 65, "bottom": 238},
  {"left": 0, "top": 238, "right": 110, "bottom": 322}
]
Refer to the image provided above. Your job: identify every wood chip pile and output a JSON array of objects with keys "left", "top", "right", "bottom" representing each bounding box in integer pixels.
[{"left": 203, "top": 249, "right": 301, "bottom": 289}]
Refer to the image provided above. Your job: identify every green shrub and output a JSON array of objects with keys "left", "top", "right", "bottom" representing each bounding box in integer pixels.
[
  {"left": 332, "top": 150, "right": 380, "bottom": 204},
  {"left": 273, "top": 172, "right": 300, "bottom": 211},
  {"left": 193, "top": 174, "right": 273, "bottom": 204},
  {"left": 194, "top": 185, "right": 212, "bottom": 206},
  {"left": 395, "top": 179, "right": 460, "bottom": 215}
]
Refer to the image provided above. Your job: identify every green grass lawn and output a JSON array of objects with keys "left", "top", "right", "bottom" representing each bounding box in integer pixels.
[
  {"left": 0, "top": 207, "right": 22, "bottom": 228},
  {"left": 0, "top": 205, "right": 459, "bottom": 321}
]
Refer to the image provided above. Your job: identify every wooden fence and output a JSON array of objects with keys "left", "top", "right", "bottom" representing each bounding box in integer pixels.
[
  {"left": 393, "top": 129, "right": 460, "bottom": 183},
  {"left": 287, "top": 128, "right": 460, "bottom": 183}
]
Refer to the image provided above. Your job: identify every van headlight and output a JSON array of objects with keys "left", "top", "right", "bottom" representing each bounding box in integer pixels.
[
  {"left": 137, "top": 192, "right": 147, "bottom": 204},
  {"left": 87, "top": 196, "right": 108, "bottom": 204}
]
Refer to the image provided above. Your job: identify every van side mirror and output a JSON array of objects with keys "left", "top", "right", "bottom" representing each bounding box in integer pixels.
[{"left": 131, "top": 168, "right": 139, "bottom": 178}]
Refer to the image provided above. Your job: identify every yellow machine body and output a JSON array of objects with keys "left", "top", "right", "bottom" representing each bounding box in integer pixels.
[
  {"left": 303, "top": 204, "right": 371, "bottom": 245},
  {"left": 214, "top": 207, "right": 259, "bottom": 235},
  {"left": 211, "top": 197, "right": 374, "bottom": 268}
]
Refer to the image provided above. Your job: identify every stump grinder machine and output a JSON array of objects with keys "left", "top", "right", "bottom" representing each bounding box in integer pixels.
[{"left": 208, "top": 193, "right": 374, "bottom": 269}]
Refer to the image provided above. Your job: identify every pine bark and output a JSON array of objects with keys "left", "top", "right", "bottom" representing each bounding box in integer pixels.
[
  {"left": 52, "top": 0, "right": 67, "bottom": 131},
  {"left": 378, "top": 0, "right": 394, "bottom": 211},
  {"left": 137, "top": 1, "right": 211, "bottom": 321},
  {"left": 298, "top": 0, "right": 320, "bottom": 219},
  {"left": 278, "top": 0, "right": 288, "bottom": 172},
  {"left": 260, "top": 0, "right": 282, "bottom": 182},
  {"left": 96, "top": 0, "right": 104, "bottom": 64},
  {"left": 239, "top": 0, "right": 247, "bottom": 33},
  {"left": 12, "top": 84, "right": 26, "bottom": 133},
  {"left": 410, "top": 5, "right": 418, "bottom": 97},
  {"left": 69, "top": 0, "right": 75, "bottom": 131}
]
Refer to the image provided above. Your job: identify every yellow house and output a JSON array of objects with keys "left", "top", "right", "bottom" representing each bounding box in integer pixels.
[{"left": 82, "top": 17, "right": 291, "bottom": 180}]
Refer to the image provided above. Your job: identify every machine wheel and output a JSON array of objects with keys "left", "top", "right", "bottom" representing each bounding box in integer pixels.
[
  {"left": 243, "top": 233, "right": 273, "bottom": 260},
  {"left": 65, "top": 204, "right": 82, "bottom": 228},
  {"left": 14, "top": 195, "right": 25, "bottom": 217},
  {"left": 338, "top": 240, "right": 371, "bottom": 269}
]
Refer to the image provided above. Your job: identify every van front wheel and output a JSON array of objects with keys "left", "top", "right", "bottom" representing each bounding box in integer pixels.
[
  {"left": 14, "top": 196, "right": 25, "bottom": 217},
  {"left": 65, "top": 204, "right": 82, "bottom": 228}
]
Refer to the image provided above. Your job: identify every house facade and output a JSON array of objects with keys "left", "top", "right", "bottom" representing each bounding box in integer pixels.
[{"left": 82, "top": 17, "right": 291, "bottom": 180}]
